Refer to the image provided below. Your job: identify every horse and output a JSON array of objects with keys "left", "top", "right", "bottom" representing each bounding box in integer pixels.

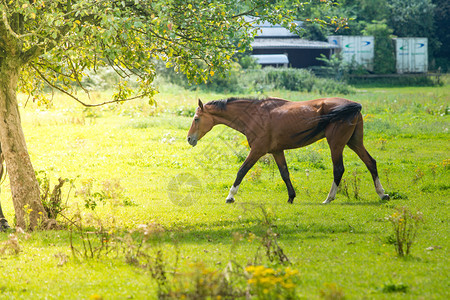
[
  {"left": 187, "top": 97, "right": 389, "bottom": 204},
  {"left": 0, "top": 144, "right": 10, "bottom": 231}
]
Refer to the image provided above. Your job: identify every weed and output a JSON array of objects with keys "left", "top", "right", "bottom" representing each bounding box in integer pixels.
[
  {"left": 380, "top": 282, "right": 408, "bottom": 293},
  {"left": 386, "top": 207, "right": 424, "bottom": 257},
  {"left": 383, "top": 168, "right": 391, "bottom": 189},
  {"left": 101, "top": 179, "right": 132, "bottom": 206},
  {"left": 122, "top": 224, "right": 244, "bottom": 299},
  {"left": 68, "top": 212, "right": 118, "bottom": 260},
  {"left": 36, "top": 171, "right": 74, "bottom": 220},
  {"left": 75, "top": 178, "right": 131, "bottom": 210},
  {"left": 22, "top": 204, "right": 33, "bottom": 230},
  {"left": 337, "top": 170, "right": 361, "bottom": 200},
  {"left": 249, "top": 166, "right": 262, "bottom": 182},
  {"left": 246, "top": 205, "right": 290, "bottom": 265},
  {"left": 84, "top": 192, "right": 107, "bottom": 210},
  {"left": 378, "top": 137, "right": 388, "bottom": 150},
  {"left": 0, "top": 234, "right": 21, "bottom": 255},
  {"left": 246, "top": 265, "right": 299, "bottom": 300},
  {"left": 388, "top": 191, "right": 408, "bottom": 200},
  {"left": 75, "top": 178, "right": 94, "bottom": 198},
  {"left": 319, "top": 283, "right": 345, "bottom": 300},
  {"left": 421, "top": 183, "right": 450, "bottom": 193},
  {"left": 352, "top": 169, "right": 361, "bottom": 200},
  {"left": 413, "top": 168, "right": 425, "bottom": 183},
  {"left": 54, "top": 252, "right": 69, "bottom": 267},
  {"left": 429, "top": 163, "right": 438, "bottom": 181},
  {"left": 161, "top": 262, "right": 242, "bottom": 299},
  {"left": 338, "top": 178, "right": 350, "bottom": 199}
]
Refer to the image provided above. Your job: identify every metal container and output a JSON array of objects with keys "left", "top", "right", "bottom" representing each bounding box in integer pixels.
[
  {"left": 328, "top": 36, "right": 375, "bottom": 71},
  {"left": 395, "top": 38, "right": 428, "bottom": 73}
]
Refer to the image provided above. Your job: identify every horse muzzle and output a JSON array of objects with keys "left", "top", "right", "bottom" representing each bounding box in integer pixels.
[{"left": 187, "top": 135, "right": 198, "bottom": 147}]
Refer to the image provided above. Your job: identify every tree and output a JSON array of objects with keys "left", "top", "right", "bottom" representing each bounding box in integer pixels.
[
  {"left": 386, "top": 0, "right": 440, "bottom": 60},
  {"left": 362, "top": 20, "right": 396, "bottom": 74},
  {"left": 0, "top": 0, "right": 348, "bottom": 229},
  {"left": 432, "top": 0, "right": 450, "bottom": 71},
  {"left": 387, "top": 0, "right": 435, "bottom": 38}
]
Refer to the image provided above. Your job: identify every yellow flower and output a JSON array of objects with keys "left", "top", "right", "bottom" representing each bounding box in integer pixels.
[{"left": 281, "top": 281, "right": 296, "bottom": 289}]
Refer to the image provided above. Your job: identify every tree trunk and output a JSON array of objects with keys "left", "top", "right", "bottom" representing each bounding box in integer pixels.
[{"left": 0, "top": 55, "right": 47, "bottom": 230}]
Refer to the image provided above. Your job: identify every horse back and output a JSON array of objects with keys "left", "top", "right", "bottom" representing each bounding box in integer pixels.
[{"left": 265, "top": 98, "right": 359, "bottom": 151}]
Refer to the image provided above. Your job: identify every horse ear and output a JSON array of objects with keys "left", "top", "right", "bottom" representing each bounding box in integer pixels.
[{"left": 198, "top": 99, "right": 204, "bottom": 111}]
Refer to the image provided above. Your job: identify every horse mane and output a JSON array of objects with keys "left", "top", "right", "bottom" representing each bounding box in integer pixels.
[{"left": 206, "top": 97, "right": 277, "bottom": 110}]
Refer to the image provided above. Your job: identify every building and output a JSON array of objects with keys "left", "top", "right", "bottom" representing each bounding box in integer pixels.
[{"left": 250, "top": 20, "right": 338, "bottom": 68}]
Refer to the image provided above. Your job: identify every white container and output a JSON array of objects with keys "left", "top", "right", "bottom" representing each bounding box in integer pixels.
[
  {"left": 395, "top": 38, "right": 428, "bottom": 73},
  {"left": 328, "top": 36, "right": 375, "bottom": 71}
]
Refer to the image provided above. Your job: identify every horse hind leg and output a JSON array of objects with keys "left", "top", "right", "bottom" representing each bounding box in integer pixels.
[
  {"left": 347, "top": 116, "right": 389, "bottom": 200},
  {"left": 323, "top": 122, "right": 355, "bottom": 204}
]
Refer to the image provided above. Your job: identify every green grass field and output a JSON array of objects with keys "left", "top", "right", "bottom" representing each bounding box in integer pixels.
[{"left": 0, "top": 82, "right": 448, "bottom": 299}]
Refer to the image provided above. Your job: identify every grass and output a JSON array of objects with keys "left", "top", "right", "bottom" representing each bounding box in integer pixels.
[{"left": 0, "top": 81, "right": 449, "bottom": 299}]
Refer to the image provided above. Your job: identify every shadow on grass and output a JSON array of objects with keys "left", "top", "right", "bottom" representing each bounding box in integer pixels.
[{"left": 298, "top": 200, "right": 384, "bottom": 206}]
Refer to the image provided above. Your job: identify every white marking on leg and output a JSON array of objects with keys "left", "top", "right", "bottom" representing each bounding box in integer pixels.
[
  {"left": 226, "top": 185, "right": 239, "bottom": 201},
  {"left": 374, "top": 177, "right": 388, "bottom": 199},
  {"left": 323, "top": 182, "right": 338, "bottom": 204}
]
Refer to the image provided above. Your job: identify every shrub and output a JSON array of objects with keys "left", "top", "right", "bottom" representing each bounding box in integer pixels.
[
  {"left": 312, "top": 77, "right": 354, "bottom": 94},
  {"left": 260, "top": 67, "right": 353, "bottom": 95},
  {"left": 159, "top": 58, "right": 354, "bottom": 95},
  {"left": 264, "top": 68, "right": 315, "bottom": 92}
]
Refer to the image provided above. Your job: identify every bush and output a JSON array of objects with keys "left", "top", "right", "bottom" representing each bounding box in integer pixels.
[
  {"left": 264, "top": 68, "right": 316, "bottom": 92},
  {"left": 157, "top": 54, "right": 354, "bottom": 95},
  {"left": 260, "top": 67, "right": 354, "bottom": 95},
  {"left": 313, "top": 77, "right": 354, "bottom": 94}
]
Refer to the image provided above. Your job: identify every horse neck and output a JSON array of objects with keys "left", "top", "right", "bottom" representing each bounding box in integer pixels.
[{"left": 209, "top": 102, "right": 257, "bottom": 134}]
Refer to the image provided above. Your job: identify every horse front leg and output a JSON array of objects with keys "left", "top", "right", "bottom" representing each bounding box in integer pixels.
[
  {"left": 272, "top": 151, "right": 296, "bottom": 204},
  {"left": 226, "top": 150, "right": 263, "bottom": 203}
]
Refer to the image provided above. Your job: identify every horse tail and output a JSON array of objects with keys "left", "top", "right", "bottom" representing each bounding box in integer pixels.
[{"left": 296, "top": 102, "right": 362, "bottom": 144}]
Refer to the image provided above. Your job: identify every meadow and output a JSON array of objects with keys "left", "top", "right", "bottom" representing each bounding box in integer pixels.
[{"left": 0, "top": 80, "right": 448, "bottom": 299}]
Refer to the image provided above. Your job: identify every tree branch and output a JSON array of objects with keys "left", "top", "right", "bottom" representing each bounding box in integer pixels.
[{"left": 31, "top": 63, "right": 149, "bottom": 107}]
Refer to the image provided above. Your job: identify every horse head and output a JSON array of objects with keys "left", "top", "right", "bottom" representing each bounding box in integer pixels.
[{"left": 187, "top": 99, "right": 215, "bottom": 147}]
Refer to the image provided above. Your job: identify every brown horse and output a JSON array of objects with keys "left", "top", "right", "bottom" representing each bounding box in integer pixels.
[{"left": 187, "top": 97, "right": 389, "bottom": 204}]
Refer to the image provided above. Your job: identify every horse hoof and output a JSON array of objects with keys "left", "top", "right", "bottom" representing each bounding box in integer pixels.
[
  {"left": 226, "top": 198, "right": 235, "bottom": 204},
  {"left": 288, "top": 198, "right": 294, "bottom": 204},
  {"left": 382, "top": 194, "right": 390, "bottom": 201},
  {"left": 322, "top": 199, "right": 331, "bottom": 204}
]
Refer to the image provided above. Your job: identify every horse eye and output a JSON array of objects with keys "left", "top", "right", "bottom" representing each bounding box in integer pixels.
[{"left": 194, "top": 118, "right": 200, "bottom": 122}]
